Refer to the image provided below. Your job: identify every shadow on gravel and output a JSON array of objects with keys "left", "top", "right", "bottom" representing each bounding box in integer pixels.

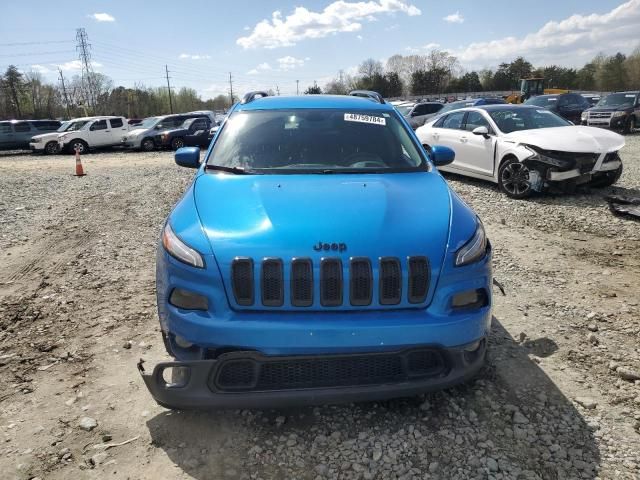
[{"left": 146, "top": 317, "right": 600, "bottom": 480}]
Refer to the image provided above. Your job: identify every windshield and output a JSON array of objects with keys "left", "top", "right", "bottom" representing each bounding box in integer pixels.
[
  {"left": 66, "top": 120, "right": 90, "bottom": 131},
  {"left": 489, "top": 108, "right": 571, "bottom": 133},
  {"left": 138, "top": 117, "right": 160, "bottom": 129},
  {"left": 439, "top": 101, "right": 474, "bottom": 115},
  {"left": 596, "top": 93, "right": 637, "bottom": 108},
  {"left": 57, "top": 121, "right": 71, "bottom": 132},
  {"left": 395, "top": 104, "right": 414, "bottom": 116},
  {"left": 524, "top": 96, "right": 558, "bottom": 107},
  {"left": 206, "top": 109, "right": 426, "bottom": 173}
]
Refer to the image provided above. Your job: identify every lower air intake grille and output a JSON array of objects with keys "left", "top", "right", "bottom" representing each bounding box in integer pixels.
[
  {"left": 320, "top": 259, "right": 343, "bottom": 306},
  {"left": 379, "top": 257, "right": 402, "bottom": 305},
  {"left": 408, "top": 256, "right": 430, "bottom": 304},
  {"left": 261, "top": 259, "right": 284, "bottom": 307},
  {"left": 231, "top": 258, "right": 254, "bottom": 306},
  {"left": 213, "top": 349, "right": 447, "bottom": 392}
]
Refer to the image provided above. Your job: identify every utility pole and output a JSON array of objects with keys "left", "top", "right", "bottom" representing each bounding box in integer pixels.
[
  {"left": 275, "top": 85, "right": 280, "bottom": 96},
  {"left": 296, "top": 80, "right": 299, "bottom": 95},
  {"left": 76, "top": 28, "right": 96, "bottom": 112},
  {"left": 165, "top": 64, "right": 173, "bottom": 113},
  {"left": 58, "top": 68, "right": 71, "bottom": 118},
  {"left": 228, "top": 72, "right": 234, "bottom": 105}
]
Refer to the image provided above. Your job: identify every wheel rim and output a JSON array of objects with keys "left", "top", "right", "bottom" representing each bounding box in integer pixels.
[
  {"left": 501, "top": 162, "right": 531, "bottom": 196},
  {"left": 73, "top": 142, "right": 84, "bottom": 153},
  {"left": 142, "top": 139, "right": 153, "bottom": 151},
  {"left": 173, "top": 139, "right": 184, "bottom": 149},
  {"left": 46, "top": 142, "right": 57, "bottom": 154}
]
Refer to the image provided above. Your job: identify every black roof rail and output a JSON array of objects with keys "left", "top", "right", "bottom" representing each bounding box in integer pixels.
[
  {"left": 348, "top": 90, "right": 385, "bottom": 104},
  {"left": 241, "top": 91, "right": 270, "bottom": 104}
]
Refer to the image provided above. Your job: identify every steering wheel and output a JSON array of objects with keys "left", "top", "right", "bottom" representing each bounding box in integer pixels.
[{"left": 343, "top": 152, "right": 386, "bottom": 168}]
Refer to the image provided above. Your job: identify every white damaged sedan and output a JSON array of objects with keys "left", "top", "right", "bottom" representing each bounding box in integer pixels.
[{"left": 416, "top": 104, "right": 625, "bottom": 198}]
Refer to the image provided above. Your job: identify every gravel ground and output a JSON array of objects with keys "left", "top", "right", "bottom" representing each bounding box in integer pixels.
[{"left": 0, "top": 135, "right": 639, "bottom": 480}]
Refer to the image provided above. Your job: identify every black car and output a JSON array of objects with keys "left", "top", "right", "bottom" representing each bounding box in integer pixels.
[
  {"left": 154, "top": 117, "right": 214, "bottom": 150},
  {"left": 524, "top": 93, "right": 591, "bottom": 124},
  {"left": 582, "top": 91, "right": 639, "bottom": 134}
]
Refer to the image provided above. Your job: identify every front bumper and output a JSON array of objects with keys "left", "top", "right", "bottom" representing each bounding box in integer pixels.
[
  {"left": 582, "top": 113, "right": 628, "bottom": 129},
  {"left": 138, "top": 339, "right": 486, "bottom": 409},
  {"left": 29, "top": 143, "right": 43, "bottom": 152}
]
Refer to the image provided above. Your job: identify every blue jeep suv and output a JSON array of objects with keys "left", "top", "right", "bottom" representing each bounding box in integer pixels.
[{"left": 139, "top": 91, "right": 492, "bottom": 409}]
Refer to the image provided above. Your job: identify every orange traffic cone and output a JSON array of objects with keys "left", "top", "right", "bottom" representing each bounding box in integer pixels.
[{"left": 74, "top": 148, "right": 86, "bottom": 177}]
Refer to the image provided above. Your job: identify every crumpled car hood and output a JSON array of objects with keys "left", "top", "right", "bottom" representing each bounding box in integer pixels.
[{"left": 504, "top": 126, "right": 625, "bottom": 153}]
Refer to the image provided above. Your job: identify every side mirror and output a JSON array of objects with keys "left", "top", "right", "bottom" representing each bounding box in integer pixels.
[
  {"left": 175, "top": 147, "right": 201, "bottom": 168},
  {"left": 430, "top": 145, "right": 455, "bottom": 166},
  {"left": 472, "top": 126, "right": 490, "bottom": 138}
]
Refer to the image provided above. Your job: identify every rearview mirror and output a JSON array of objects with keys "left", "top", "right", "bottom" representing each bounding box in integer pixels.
[
  {"left": 472, "top": 126, "right": 489, "bottom": 138},
  {"left": 430, "top": 145, "right": 455, "bottom": 166},
  {"left": 175, "top": 147, "right": 201, "bottom": 169}
]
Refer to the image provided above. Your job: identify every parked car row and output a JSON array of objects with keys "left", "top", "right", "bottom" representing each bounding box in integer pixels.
[{"left": 0, "top": 110, "right": 224, "bottom": 153}]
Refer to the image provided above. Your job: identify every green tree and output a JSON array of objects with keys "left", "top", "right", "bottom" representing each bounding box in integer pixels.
[
  {"left": 1, "top": 65, "right": 26, "bottom": 117},
  {"left": 304, "top": 82, "right": 322, "bottom": 95}
]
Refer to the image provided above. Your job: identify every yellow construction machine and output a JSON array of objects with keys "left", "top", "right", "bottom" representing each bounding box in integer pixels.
[{"left": 506, "top": 78, "right": 569, "bottom": 104}]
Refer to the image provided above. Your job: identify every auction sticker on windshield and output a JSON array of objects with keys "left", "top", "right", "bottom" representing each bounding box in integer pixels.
[{"left": 344, "top": 113, "right": 386, "bottom": 126}]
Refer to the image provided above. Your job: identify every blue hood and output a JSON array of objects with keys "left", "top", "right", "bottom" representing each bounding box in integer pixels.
[{"left": 193, "top": 171, "right": 452, "bottom": 310}]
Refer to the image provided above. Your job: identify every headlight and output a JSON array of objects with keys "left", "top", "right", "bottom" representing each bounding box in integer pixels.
[
  {"left": 455, "top": 220, "right": 488, "bottom": 267},
  {"left": 581, "top": 112, "right": 588, "bottom": 120},
  {"left": 612, "top": 111, "right": 626, "bottom": 118},
  {"left": 523, "top": 146, "right": 572, "bottom": 169},
  {"left": 162, "top": 223, "right": 204, "bottom": 268}
]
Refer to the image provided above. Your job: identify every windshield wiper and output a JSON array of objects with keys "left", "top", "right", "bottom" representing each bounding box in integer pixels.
[{"left": 205, "top": 164, "right": 253, "bottom": 175}]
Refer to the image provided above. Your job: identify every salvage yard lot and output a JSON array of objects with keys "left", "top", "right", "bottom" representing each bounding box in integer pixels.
[{"left": 0, "top": 136, "right": 639, "bottom": 480}]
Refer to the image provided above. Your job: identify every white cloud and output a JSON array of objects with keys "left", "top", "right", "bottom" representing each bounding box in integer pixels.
[
  {"left": 247, "top": 62, "right": 273, "bottom": 74},
  {"left": 357, "top": 35, "right": 363, "bottom": 40},
  {"left": 89, "top": 13, "right": 115, "bottom": 22},
  {"left": 30, "top": 64, "right": 50, "bottom": 74},
  {"left": 55, "top": 60, "right": 102, "bottom": 71},
  {"left": 405, "top": 42, "right": 440, "bottom": 53},
  {"left": 237, "top": 0, "right": 421, "bottom": 49},
  {"left": 179, "top": 53, "right": 211, "bottom": 60},
  {"left": 453, "top": 0, "right": 640, "bottom": 67},
  {"left": 443, "top": 12, "right": 464, "bottom": 24},
  {"left": 277, "top": 56, "right": 305, "bottom": 70}
]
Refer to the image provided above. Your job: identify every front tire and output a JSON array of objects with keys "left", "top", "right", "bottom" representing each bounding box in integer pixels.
[
  {"left": 44, "top": 141, "right": 59, "bottom": 155},
  {"left": 141, "top": 138, "right": 155, "bottom": 152},
  {"left": 624, "top": 116, "right": 636, "bottom": 134},
  {"left": 590, "top": 164, "right": 623, "bottom": 188},
  {"left": 171, "top": 137, "right": 185, "bottom": 151},
  {"left": 498, "top": 158, "right": 533, "bottom": 199},
  {"left": 68, "top": 139, "right": 88, "bottom": 154}
]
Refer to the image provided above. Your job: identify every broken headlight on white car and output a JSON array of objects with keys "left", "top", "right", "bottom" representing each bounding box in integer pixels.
[{"left": 523, "top": 145, "right": 573, "bottom": 169}]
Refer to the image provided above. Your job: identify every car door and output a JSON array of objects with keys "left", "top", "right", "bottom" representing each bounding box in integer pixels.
[
  {"left": 0, "top": 122, "right": 14, "bottom": 149},
  {"left": 430, "top": 110, "right": 467, "bottom": 172},
  {"left": 107, "top": 118, "right": 128, "bottom": 145},
  {"left": 185, "top": 118, "right": 211, "bottom": 147},
  {"left": 456, "top": 111, "right": 495, "bottom": 176},
  {"left": 13, "top": 121, "right": 33, "bottom": 148},
  {"left": 87, "top": 119, "right": 111, "bottom": 146}
]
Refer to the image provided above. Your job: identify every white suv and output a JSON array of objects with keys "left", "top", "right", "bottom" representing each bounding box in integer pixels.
[
  {"left": 30, "top": 117, "right": 100, "bottom": 154},
  {"left": 58, "top": 116, "right": 129, "bottom": 154}
]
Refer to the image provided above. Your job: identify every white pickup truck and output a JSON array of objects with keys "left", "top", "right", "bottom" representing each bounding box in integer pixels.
[{"left": 58, "top": 116, "right": 129, "bottom": 153}]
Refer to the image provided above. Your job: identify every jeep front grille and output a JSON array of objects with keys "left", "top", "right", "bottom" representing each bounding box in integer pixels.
[{"left": 230, "top": 256, "right": 430, "bottom": 308}]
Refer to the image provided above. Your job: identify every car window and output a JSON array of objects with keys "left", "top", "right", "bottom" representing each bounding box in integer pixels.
[
  {"left": 0, "top": 123, "right": 12, "bottom": 134},
  {"left": 14, "top": 122, "right": 31, "bottom": 132},
  {"left": 191, "top": 119, "right": 208, "bottom": 131},
  {"left": 464, "top": 111, "right": 490, "bottom": 132},
  {"left": 34, "top": 121, "right": 61, "bottom": 130},
  {"left": 441, "top": 111, "right": 466, "bottom": 130},
  {"left": 207, "top": 109, "right": 426, "bottom": 173},
  {"left": 433, "top": 115, "right": 447, "bottom": 128},
  {"left": 427, "top": 104, "right": 443, "bottom": 113},
  {"left": 109, "top": 118, "right": 124, "bottom": 128},
  {"left": 158, "top": 117, "right": 184, "bottom": 129},
  {"left": 413, "top": 104, "right": 430, "bottom": 116},
  {"left": 489, "top": 108, "right": 571, "bottom": 133},
  {"left": 91, "top": 120, "right": 108, "bottom": 131}
]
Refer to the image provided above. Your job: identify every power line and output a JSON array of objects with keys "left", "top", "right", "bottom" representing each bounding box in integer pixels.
[
  {"left": 0, "top": 40, "right": 74, "bottom": 47},
  {"left": 0, "top": 50, "right": 76, "bottom": 57}
]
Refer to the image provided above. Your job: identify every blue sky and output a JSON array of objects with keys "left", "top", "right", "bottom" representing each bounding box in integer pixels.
[{"left": 1, "top": 0, "right": 638, "bottom": 98}]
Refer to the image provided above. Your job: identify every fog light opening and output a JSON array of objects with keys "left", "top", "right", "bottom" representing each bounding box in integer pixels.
[
  {"left": 169, "top": 288, "right": 209, "bottom": 310},
  {"left": 174, "top": 335, "right": 193, "bottom": 349},
  {"left": 451, "top": 288, "right": 488, "bottom": 310},
  {"left": 463, "top": 339, "right": 485, "bottom": 364},
  {"left": 161, "top": 366, "right": 190, "bottom": 388}
]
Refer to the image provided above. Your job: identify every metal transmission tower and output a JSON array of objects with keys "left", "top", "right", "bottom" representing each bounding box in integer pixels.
[{"left": 75, "top": 28, "right": 96, "bottom": 112}]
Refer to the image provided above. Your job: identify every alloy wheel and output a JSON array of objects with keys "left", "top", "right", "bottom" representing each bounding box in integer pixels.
[{"left": 501, "top": 162, "right": 531, "bottom": 196}]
